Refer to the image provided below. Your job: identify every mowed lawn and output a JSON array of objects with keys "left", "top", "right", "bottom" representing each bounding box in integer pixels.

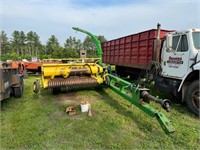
[{"left": 1, "top": 76, "right": 200, "bottom": 149}]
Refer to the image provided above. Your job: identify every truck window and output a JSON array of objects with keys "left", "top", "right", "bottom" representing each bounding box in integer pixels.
[
  {"left": 172, "top": 35, "right": 180, "bottom": 51},
  {"left": 172, "top": 35, "right": 188, "bottom": 52},
  {"left": 192, "top": 32, "right": 200, "bottom": 50}
]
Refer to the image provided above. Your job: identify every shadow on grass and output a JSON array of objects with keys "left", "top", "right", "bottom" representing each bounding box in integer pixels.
[
  {"left": 1, "top": 97, "right": 16, "bottom": 110},
  {"left": 96, "top": 88, "right": 161, "bottom": 133}
]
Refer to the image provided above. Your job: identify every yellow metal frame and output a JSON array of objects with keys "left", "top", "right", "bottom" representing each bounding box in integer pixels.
[
  {"left": 41, "top": 58, "right": 104, "bottom": 89},
  {"left": 42, "top": 58, "right": 101, "bottom": 63}
]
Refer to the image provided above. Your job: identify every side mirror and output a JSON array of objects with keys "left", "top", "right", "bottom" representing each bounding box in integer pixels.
[{"left": 166, "top": 34, "right": 173, "bottom": 51}]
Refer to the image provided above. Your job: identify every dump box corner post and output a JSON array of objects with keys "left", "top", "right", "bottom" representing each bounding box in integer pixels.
[{"left": 153, "top": 23, "right": 162, "bottom": 62}]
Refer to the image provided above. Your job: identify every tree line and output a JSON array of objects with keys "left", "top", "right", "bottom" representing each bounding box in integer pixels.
[{"left": 0, "top": 30, "right": 107, "bottom": 61}]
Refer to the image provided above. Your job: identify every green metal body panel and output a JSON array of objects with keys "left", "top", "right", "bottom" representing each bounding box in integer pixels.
[{"left": 108, "top": 74, "right": 175, "bottom": 134}]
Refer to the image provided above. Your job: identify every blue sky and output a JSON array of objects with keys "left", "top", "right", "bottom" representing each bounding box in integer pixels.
[{"left": 1, "top": 0, "right": 200, "bottom": 45}]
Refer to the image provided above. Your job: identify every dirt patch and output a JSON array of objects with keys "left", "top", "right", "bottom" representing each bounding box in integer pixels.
[
  {"left": 53, "top": 91, "right": 99, "bottom": 106},
  {"left": 54, "top": 92, "right": 80, "bottom": 105}
]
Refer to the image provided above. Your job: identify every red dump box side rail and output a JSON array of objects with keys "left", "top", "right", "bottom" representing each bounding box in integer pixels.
[{"left": 102, "top": 29, "right": 171, "bottom": 69}]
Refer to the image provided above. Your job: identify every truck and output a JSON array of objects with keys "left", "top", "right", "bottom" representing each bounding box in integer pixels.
[
  {"left": 0, "top": 62, "right": 24, "bottom": 101},
  {"left": 102, "top": 24, "right": 200, "bottom": 116}
]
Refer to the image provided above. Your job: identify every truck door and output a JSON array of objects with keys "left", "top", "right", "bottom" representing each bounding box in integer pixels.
[{"left": 161, "top": 34, "right": 190, "bottom": 78}]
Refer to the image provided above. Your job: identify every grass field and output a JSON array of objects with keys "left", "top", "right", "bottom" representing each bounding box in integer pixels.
[{"left": 1, "top": 76, "right": 200, "bottom": 149}]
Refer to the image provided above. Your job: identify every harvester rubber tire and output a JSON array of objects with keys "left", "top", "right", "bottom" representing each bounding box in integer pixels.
[
  {"left": 33, "top": 80, "right": 40, "bottom": 93},
  {"left": 184, "top": 80, "right": 199, "bottom": 116},
  {"left": 105, "top": 75, "right": 110, "bottom": 86}
]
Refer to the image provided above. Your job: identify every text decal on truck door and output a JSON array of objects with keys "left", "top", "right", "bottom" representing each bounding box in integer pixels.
[{"left": 167, "top": 56, "right": 183, "bottom": 68}]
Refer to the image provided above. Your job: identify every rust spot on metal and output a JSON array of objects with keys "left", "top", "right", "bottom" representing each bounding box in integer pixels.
[{"left": 11, "top": 75, "right": 19, "bottom": 86}]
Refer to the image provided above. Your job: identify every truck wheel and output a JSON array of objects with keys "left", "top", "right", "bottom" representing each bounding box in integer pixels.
[
  {"left": 130, "top": 74, "right": 139, "bottom": 80},
  {"left": 33, "top": 80, "right": 40, "bottom": 93},
  {"left": 14, "top": 85, "right": 23, "bottom": 98},
  {"left": 147, "top": 66, "right": 157, "bottom": 81},
  {"left": 184, "top": 80, "right": 199, "bottom": 116}
]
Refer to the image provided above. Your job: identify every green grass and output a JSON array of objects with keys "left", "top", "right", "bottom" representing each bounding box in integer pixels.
[{"left": 1, "top": 76, "right": 200, "bottom": 149}]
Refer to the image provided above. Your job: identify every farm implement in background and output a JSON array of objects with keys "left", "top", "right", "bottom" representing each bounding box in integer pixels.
[
  {"left": 33, "top": 27, "right": 175, "bottom": 134},
  {"left": 0, "top": 62, "right": 24, "bottom": 101}
]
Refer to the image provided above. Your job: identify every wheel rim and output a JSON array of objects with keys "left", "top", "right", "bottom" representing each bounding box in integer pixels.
[
  {"left": 192, "top": 89, "right": 199, "bottom": 110},
  {"left": 33, "top": 84, "right": 36, "bottom": 91}
]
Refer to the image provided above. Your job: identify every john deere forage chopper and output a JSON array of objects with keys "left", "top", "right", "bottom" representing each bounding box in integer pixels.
[{"left": 33, "top": 27, "right": 175, "bottom": 134}]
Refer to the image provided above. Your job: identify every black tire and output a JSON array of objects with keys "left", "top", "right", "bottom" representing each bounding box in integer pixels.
[
  {"left": 33, "top": 80, "right": 40, "bottom": 93},
  {"left": 14, "top": 77, "right": 24, "bottom": 98},
  {"left": 147, "top": 66, "right": 157, "bottom": 81},
  {"left": 116, "top": 66, "right": 128, "bottom": 78},
  {"left": 105, "top": 75, "right": 110, "bottom": 85},
  {"left": 184, "top": 80, "right": 199, "bottom": 116},
  {"left": 14, "top": 86, "right": 23, "bottom": 98},
  {"left": 130, "top": 74, "right": 139, "bottom": 80}
]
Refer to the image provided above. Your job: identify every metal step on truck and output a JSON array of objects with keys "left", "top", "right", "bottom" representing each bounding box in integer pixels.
[
  {"left": 102, "top": 24, "right": 200, "bottom": 116},
  {"left": 0, "top": 61, "right": 24, "bottom": 101}
]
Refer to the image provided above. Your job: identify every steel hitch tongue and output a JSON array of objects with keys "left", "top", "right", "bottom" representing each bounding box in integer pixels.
[
  {"left": 107, "top": 74, "right": 175, "bottom": 134},
  {"left": 141, "top": 91, "right": 171, "bottom": 112}
]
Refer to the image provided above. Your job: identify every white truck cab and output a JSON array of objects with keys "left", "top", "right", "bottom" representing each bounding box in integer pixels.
[{"left": 155, "top": 29, "right": 200, "bottom": 115}]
